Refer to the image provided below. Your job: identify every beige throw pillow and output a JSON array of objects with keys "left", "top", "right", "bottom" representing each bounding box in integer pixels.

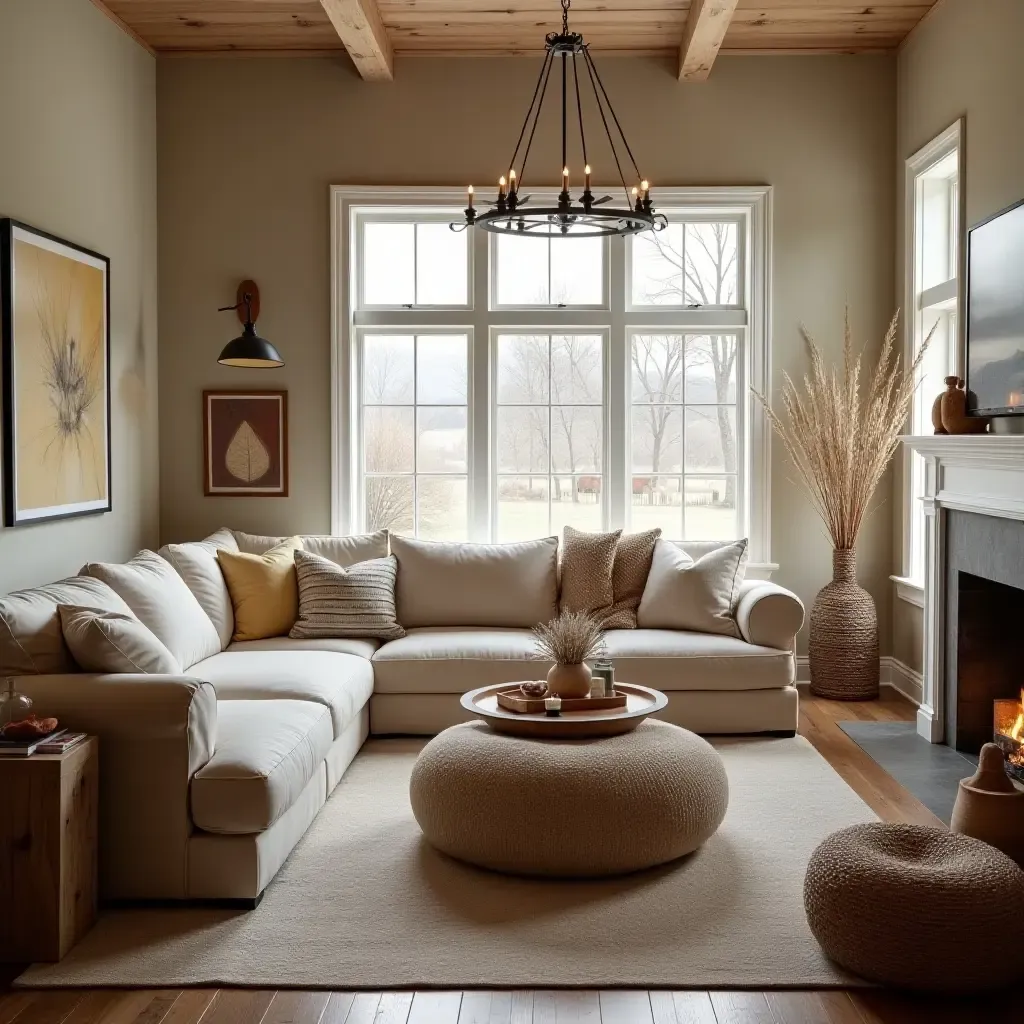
[
  {"left": 600, "top": 528, "right": 662, "bottom": 630},
  {"left": 636, "top": 539, "right": 748, "bottom": 637},
  {"left": 59, "top": 605, "right": 182, "bottom": 675},
  {"left": 218, "top": 537, "right": 304, "bottom": 641},
  {"left": 559, "top": 526, "right": 621, "bottom": 615},
  {"left": 291, "top": 550, "right": 405, "bottom": 641},
  {"left": 80, "top": 550, "right": 222, "bottom": 670}
]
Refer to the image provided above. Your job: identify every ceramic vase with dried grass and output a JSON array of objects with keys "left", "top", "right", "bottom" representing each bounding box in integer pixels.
[
  {"left": 532, "top": 610, "right": 605, "bottom": 699},
  {"left": 755, "top": 311, "right": 932, "bottom": 701}
]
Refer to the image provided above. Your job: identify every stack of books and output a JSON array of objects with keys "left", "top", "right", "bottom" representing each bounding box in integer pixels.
[{"left": 0, "top": 728, "right": 88, "bottom": 757}]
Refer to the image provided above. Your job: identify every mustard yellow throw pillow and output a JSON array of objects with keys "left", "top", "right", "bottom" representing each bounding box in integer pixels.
[{"left": 217, "top": 537, "right": 304, "bottom": 641}]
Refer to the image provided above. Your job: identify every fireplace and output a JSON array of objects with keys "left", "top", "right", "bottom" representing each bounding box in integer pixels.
[
  {"left": 994, "top": 696, "right": 1024, "bottom": 782},
  {"left": 945, "top": 511, "right": 1024, "bottom": 753}
]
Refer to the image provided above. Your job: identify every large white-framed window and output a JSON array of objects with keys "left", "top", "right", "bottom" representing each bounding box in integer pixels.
[
  {"left": 331, "top": 186, "right": 774, "bottom": 572},
  {"left": 896, "top": 120, "right": 964, "bottom": 605}
]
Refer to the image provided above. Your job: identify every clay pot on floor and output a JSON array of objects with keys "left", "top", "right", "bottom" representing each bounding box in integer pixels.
[
  {"left": 546, "top": 662, "right": 592, "bottom": 699},
  {"left": 951, "top": 743, "right": 1024, "bottom": 865}
]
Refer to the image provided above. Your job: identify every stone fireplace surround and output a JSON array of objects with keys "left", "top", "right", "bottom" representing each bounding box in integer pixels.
[{"left": 902, "top": 436, "right": 1024, "bottom": 745}]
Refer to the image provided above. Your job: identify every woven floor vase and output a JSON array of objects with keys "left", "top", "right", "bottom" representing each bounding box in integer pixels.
[{"left": 809, "top": 548, "right": 878, "bottom": 700}]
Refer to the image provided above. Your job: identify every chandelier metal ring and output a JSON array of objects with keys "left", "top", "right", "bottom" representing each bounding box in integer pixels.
[{"left": 453, "top": 0, "right": 666, "bottom": 239}]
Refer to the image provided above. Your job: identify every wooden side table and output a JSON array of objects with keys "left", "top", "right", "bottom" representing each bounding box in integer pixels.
[{"left": 0, "top": 738, "right": 98, "bottom": 962}]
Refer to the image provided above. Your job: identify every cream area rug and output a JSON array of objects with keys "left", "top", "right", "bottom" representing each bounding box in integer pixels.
[{"left": 19, "top": 736, "right": 874, "bottom": 989}]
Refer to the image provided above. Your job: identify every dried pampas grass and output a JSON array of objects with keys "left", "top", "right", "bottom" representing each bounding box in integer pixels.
[
  {"left": 533, "top": 610, "right": 606, "bottom": 666},
  {"left": 753, "top": 310, "right": 933, "bottom": 551}
]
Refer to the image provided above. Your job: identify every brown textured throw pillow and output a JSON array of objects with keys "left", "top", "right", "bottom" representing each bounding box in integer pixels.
[
  {"left": 600, "top": 528, "right": 662, "bottom": 629},
  {"left": 559, "top": 526, "right": 622, "bottom": 615}
]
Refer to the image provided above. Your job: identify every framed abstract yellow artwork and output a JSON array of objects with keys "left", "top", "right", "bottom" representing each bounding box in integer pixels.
[{"left": 0, "top": 220, "right": 111, "bottom": 526}]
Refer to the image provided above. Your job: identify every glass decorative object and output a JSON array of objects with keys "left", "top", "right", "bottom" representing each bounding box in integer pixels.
[{"left": 0, "top": 678, "right": 33, "bottom": 728}]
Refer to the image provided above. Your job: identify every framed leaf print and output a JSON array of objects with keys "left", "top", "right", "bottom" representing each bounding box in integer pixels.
[
  {"left": 203, "top": 390, "right": 288, "bottom": 497},
  {"left": 1, "top": 219, "right": 112, "bottom": 526}
]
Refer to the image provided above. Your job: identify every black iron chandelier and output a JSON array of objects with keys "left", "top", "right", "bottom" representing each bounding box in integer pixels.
[{"left": 453, "top": 0, "right": 667, "bottom": 238}]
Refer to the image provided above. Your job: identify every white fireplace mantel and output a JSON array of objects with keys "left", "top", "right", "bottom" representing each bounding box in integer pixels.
[{"left": 901, "top": 435, "right": 1024, "bottom": 742}]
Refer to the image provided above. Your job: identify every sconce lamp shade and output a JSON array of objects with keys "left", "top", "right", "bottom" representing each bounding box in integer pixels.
[
  {"left": 218, "top": 322, "right": 284, "bottom": 368},
  {"left": 217, "top": 280, "right": 284, "bottom": 368}
]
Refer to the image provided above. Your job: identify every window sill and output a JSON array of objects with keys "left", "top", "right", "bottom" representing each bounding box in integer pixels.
[
  {"left": 747, "top": 562, "right": 779, "bottom": 582},
  {"left": 890, "top": 575, "right": 925, "bottom": 608}
]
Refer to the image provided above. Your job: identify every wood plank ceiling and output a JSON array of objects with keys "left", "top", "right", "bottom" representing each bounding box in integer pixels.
[{"left": 97, "top": 0, "right": 939, "bottom": 81}]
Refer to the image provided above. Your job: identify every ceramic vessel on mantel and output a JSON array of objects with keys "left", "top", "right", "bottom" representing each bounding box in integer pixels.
[
  {"left": 809, "top": 548, "right": 879, "bottom": 700},
  {"left": 546, "top": 662, "right": 593, "bottom": 699}
]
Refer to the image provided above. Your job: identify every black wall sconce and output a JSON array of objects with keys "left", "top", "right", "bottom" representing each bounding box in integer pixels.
[{"left": 218, "top": 280, "right": 284, "bottom": 368}]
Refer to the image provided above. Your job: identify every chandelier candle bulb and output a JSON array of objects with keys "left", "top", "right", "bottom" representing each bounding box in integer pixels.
[
  {"left": 467, "top": 185, "right": 474, "bottom": 212},
  {"left": 509, "top": 169, "right": 516, "bottom": 194},
  {"left": 584, "top": 164, "right": 591, "bottom": 191},
  {"left": 498, "top": 175, "right": 506, "bottom": 197}
]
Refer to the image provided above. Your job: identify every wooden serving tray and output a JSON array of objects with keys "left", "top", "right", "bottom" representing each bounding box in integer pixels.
[{"left": 496, "top": 684, "right": 627, "bottom": 715}]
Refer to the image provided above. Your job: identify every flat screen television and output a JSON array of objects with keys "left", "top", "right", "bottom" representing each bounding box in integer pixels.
[{"left": 966, "top": 197, "right": 1024, "bottom": 415}]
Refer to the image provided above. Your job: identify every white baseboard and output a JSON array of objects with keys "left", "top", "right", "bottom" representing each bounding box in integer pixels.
[{"left": 795, "top": 655, "right": 922, "bottom": 707}]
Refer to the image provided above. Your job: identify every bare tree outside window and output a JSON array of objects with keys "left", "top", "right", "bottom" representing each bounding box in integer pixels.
[{"left": 629, "top": 222, "right": 740, "bottom": 538}]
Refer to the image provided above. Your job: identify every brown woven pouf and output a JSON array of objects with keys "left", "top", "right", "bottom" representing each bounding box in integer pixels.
[
  {"left": 410, "top": 719, "right": 729, "bottom": 877},
  {"left": 804, "top": 823, "right": 1024, "bottom": 992}
]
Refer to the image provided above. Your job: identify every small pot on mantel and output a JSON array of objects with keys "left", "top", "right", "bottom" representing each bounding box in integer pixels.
[
  {"left": 546, "top": 662, "right": 593, "bottom": 699},
  {"left": 938, "top": 376, "right": 988, "bottom": 434}
]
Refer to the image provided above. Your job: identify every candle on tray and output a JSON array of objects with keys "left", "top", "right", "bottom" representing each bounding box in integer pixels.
[{"left": 545, "top": 696, "right": 562, "bottom": 717}]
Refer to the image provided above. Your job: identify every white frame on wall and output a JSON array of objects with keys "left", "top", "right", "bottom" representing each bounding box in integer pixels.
[
  {"left": 893, "top": 118, "right": 965, "bottom": 608},
  {"left": 330, "top": 184, "right": 774, "bottom": 572}
]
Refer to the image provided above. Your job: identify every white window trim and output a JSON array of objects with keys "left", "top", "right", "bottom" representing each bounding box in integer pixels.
[
  {"left": 330, "top": 185, "right": 774, "bottom": 574},
  {"left": 895, "top": 118, "right": 964, "bottom": 605}
]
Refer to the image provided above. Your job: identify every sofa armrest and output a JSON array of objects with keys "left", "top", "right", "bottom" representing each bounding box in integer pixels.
[
  {"left": 16, "top": 673, "right": 217, "bottom": 900},
  {"left": 734, "top": 580, "right": 805, "bottom": 651}
]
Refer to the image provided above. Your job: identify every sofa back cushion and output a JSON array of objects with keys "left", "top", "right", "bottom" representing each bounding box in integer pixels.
[
  {"left": 233, "top": 529, "right": 389, "bottom": 567},
  {"left": 59, "top": 605, "right": 182, "bottom": 675},
  {"left": 158, "top": 530, "right": 238, "bottom": 650},
  {"left": 0, "top": 577, "right": 132, "bottom": 676},
  {"left": 391, "top": 534, "right": 559, "bottom": 628},
  {"left": 81, "top": 550, "right": 222, "bottom": 670}
]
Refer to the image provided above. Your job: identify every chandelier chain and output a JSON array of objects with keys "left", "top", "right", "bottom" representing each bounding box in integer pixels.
[
  {"left": 561, "top": 0, "right": 570, "bottom": 35},
  {"left": 580, "top": 45, "right": 631, "bottom": 205}
]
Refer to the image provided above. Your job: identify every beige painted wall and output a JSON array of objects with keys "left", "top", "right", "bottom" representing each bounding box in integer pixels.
[
  {"left": 892, "top": 0, "right": 1024, "bottom": 673},
  {"left": 157, "top": 53, "right": 896, "bottom": 653},
  {"left": 0, "top": 0, "right": 158, "bottom": 593}
]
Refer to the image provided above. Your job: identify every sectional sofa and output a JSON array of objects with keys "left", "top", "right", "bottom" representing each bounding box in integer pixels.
[{"left": 0, "top": 529, "right": 804, "bottom": 905}]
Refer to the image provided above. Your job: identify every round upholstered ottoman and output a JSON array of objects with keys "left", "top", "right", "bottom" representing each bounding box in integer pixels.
[
  {"left": 409, "top": 718, "right": 729, "bottom": 877},
  {"left": 804, "top": 823, "right": 1024, "bottom": 992}
]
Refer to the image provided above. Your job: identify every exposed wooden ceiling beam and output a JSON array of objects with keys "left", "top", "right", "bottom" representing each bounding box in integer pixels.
[
  {"left": 319, "top": 0, "right": 394, "bottom": 80},
  {"left": 678, "top": 0, "right": 740, "bottom": 81}
]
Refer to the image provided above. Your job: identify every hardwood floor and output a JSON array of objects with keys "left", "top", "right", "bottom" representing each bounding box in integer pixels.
[{"left": 1, "top": 690, "right": 1003, "bottom": 1024}]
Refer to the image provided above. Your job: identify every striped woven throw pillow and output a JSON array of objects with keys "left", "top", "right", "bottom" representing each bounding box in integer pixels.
[{"left": 290, "top": 549, "right": 405, "bottom": 640}]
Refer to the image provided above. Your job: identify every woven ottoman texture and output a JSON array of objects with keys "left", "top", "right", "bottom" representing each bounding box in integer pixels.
[
  {"left": 804, "top": 822, "right": 1024, "bottom": 992},
  {"left": 409, "top": 719, "right": 729, "bottom": 877}
]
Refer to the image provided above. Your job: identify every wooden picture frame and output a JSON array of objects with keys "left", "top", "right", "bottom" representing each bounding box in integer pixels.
[
  {"left": 0, "top": 219, "right": 112, "bottom": 527},
  {"left": 203, "top": 390, "right": 288, "bottom": 497}
]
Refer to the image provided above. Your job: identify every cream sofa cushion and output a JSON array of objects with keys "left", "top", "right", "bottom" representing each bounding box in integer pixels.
[
  {"left": 159, "top": 532, "right": 238, "bottom": 649},
  {"left": 80, "top": 551, "right": 222, "bottom": 671},
  {"left": 190, "top": 649, "right": 373, "bottom": 738},
  {"left": 372, "top": 627, "right": 548, "bottom": 694},
  {"left": 602, "top": 629, "right": 795, "bottom": 690},
  {"left": 637, "top": 539, "right": 748, "bottom": 637},
  {"left": 191, "top": 699, "right": 333, "bottom": 834},
  {"left": 228, "top": 636, "right": 380, "bottom": 660},
  {"left": 0, "top": 576, "right": 132, "bottom": 676},
  {"left": 232, "top": 530, "right": 389, "bottom": 567},
  {"left": 58, "top": 605, "right": 181, "bottom": 675},
  {"left": 217, "top": 537, "right": 303, "bottom": 641},
  {"left": 391, "top": 535, "right": 559, "bottom": 628}
]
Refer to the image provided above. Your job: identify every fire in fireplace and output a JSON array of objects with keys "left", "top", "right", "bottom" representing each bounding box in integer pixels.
[{"left": 994, "top": 695, "right": 1024, "bottom": 782}]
